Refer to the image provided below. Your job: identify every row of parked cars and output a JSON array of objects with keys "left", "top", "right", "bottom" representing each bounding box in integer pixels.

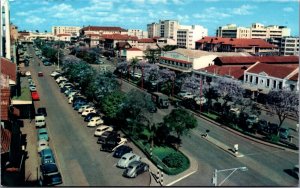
[{"left": 52, "top": 71, "right": 150, "bottom": 178}]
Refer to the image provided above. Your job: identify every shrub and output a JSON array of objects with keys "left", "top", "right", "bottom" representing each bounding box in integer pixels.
[{"left": 162, "top": 152, "right": 185, "bottom": 168}]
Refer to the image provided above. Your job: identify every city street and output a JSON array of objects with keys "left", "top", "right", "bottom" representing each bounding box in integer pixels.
[{"left": 25, "top": 46, "right": 150, "bottom": 186}]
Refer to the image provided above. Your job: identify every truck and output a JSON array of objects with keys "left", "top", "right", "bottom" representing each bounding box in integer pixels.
[{"left": 151, "top": 92, "right": 169, "bottom": 109}]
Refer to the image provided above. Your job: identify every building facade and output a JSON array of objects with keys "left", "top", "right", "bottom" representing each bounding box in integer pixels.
[
  {"left": 177, "top": 25, "right": 208, "bottom": 49},
  {"left": 216, "top": 23, "right": 291, "bottom": 39},
  {"left": 147, "top": 20, "right": 179, "bottom": 41},
  {"left": 280, "top": 37, "right": 299, "bottom": 56},
  {"left": 52, "top": 26, "right": 81, "bottom": 36},
  {"left": 128, "top": 29, "right": 148, "bottom": 39},
  {"left": 1, "top": 0, "right": 11, "bottom": 59}
]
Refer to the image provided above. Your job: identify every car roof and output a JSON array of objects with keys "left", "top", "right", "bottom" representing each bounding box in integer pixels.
[
  {"left": 38, "top": 139, "right": 48, "bottom": 144},
  {"left": 38, "top": 128, "right": 47, "bottom": 133},
  {"left": 128, "top": 161, "right": 141, "bottom": 167},
  {"left": 122, "top": 152, "right": 135, "bottom": 158}
]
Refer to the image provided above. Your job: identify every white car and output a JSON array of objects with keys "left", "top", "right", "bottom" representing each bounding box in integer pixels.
[
  {"left": 78, "top": 105, "right": 91, "bottom": 113},
  {"left": 117, "top": 153, "right": 141, "bottom": 168},
  {"left": 182, "top": 93, "right": 194, "bottom": 99},
  {"left": 87, "top": 117, "right": 104, "bottom": 127},
  {"left": 29, "top": 86, "right": 37, "bottom": 91},
  {"left": 94, "top": 125, "right": 114, "bottom": 136},
  {"left": 194, "top": 97, "right": 207, "bottom": 105},
  {"left": 56, "top": 76, "right": 68, "bottom": 83},
  {"left": 68, "top": 91, "right": 77, "bottom": 98},
  {"left": 82, "top": 108, "right": 96, "bottom": 116},
  {"left": 37, "top": 139, "right": 49, "bottom": 153},
  {"left": 50, "top": 71, "right": 60, "bottom": 77},
  {"left": 25, "top": 71, "right": 31, "bottom": 76}
]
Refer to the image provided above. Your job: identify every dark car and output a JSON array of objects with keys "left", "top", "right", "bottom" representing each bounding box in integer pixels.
[
  {"left": 37, "top": 107, "right": 47, "bottom": 116},
  {"left": 97, "top": 131, "right": 119, "bottom": 144},
  {"left": 123, "top": 161, "right": 149, "bottom": 178},
  {"left": 113, "top": 145, "right": 132, "bottom": 158},
  {"left": 279, "top": 127, "right": 290, "bottom": 139},
  {"left": 40, "top": 163, "right": 62, "bottom": 186},
  {"left": 100, "top": 137, "right": 126, "bottom": 152},
  {"left": 43, "top": 61, "right": 52, "bottom": 66},
  {"left": 148, "top": 105, "right": 157, "bottom": 113},
  {"left": 84, "top": 113, "right": 99, "bottom": 122},
  {"left": 73, "top": 102, "right": 87, "bottom": 111},
  {"left": 72, "top": 97, "right": 87, "bottom": 107}
]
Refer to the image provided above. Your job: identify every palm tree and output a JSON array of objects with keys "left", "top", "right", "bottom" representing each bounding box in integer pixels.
[{"left": 130, "top": 57, "right": 139, "bottom": 75}]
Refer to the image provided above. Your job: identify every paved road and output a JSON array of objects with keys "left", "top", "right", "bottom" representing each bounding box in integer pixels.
[
  {"left": 26, "top": 45, "right": 150, "bottom": 186},
  {"left": 118, "top": 75, "right": 299, "bottom": 186}
]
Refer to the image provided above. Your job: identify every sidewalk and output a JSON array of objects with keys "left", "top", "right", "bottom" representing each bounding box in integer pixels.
[{"left": 21, "top": 119, "right": 39, "bottom": 185}]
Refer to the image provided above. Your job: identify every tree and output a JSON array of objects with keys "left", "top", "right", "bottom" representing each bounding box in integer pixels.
[
  {"left": 161, "top": 45, "right": 178, "bottom": 52},
  {"left": 101, "top": 91, "right": 125, "bottom": 119},
  {"left": 144, "top": 48, "right": 161, "bottom": 64},
  {"left": 266, "top": 89, "right": 299, "bottom": 128},
  {"left": 163, "top": 108, "right": 197, "bottom": 142},
  {"left": 130, "top": 57, "right": 139, "bottom": 75}
]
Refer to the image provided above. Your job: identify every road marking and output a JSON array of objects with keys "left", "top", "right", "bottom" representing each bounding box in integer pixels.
[
  {"left": 166, "top": 170, "right": 198, "bottom": 186},
  {"left": 113, "top": 163, "right": 117, "bottom": 167},
  {"left": 243, "top": 149, "right": 286, "bottom": 156},
  {"left": 106, "top": 153, "right": 112, "bottom": 158}
]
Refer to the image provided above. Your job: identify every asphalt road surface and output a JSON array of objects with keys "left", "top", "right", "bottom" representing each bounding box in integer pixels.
[{"left": 26, "top": 45, "right": 150, "bottom": 186}]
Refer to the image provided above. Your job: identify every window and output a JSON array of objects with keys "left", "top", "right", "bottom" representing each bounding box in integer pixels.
[
  {"left": 278, "top": 82, "right": 282, "bottom": 89},
  {"left": 273, "top": 80, "right": 276, "bottom": 89},
  {"left": 255, "top": 77, "right": 258, "bottom": 84},
  {"left": 249, "top": 75, "right": 252, "bottom": 82},
  {"left": 267, "top": 79, "right": 270, "bottom": 87}
]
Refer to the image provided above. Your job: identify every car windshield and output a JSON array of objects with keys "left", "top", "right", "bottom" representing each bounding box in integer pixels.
[
  {"left": 121, "top": 157, "right": 127, "bottom": 160},
  {"left": 128, "top": 165, "right": 134, "bottom": 169},
  {"left": 40, "top": 132, "right": 47, "bottom": 135}
]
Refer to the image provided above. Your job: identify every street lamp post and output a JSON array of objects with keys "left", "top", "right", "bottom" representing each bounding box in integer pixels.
[{"left": 212, "top": 166, "right": 248, "bottom": 186}]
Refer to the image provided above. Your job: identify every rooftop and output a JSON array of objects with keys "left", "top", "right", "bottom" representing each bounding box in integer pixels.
[
  {"left": 138, "top": 38, "right": 155, "bottom": 43},
  {"left": 215, "top": 56, "right": 299, "bottom": 65},
  {"left": 81, "top": 26, "right": 127, "bottom": 32},
  {"left": 102, "top": 34, "right": 138, "bottom": 41},
  {"left": 1, "top": 57, "right": 16, "bottom": 82},
  {"left": 168, "top": 48, "right": 250, "bottom": 59},
  {"left": 198, "top": 65, "right": 248, "bottom": 80}
]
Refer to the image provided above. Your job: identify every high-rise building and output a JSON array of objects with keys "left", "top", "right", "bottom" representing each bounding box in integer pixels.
[
  {"left": 177, "top": 25, "right": 208, "bottom": 49},
  {"left": 216, "top": 23, "right": 291, "bottom": 39},
  {"left": 0, "top": 0, "right": 11, "bottom": 59},
  {"left": 147, "top": 20, "right": 207, "bottom": 49},
  {"left": 279, "top": 37, "right": 299, "bottom": 56},
  {"left": 52, "top": 26, "right": 81, "bottom": 37}
]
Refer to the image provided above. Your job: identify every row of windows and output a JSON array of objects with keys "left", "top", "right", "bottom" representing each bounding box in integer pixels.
[
  {"left": 246, "top": 75, "right": 283, "bottom": 89},
  {"left": 162, "top": 60, "right": 192, "bottom": 68}
]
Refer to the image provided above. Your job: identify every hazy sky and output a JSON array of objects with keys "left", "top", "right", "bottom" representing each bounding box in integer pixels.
[{"left": 10, "top": 0, "right": 299, "bottom": 36}]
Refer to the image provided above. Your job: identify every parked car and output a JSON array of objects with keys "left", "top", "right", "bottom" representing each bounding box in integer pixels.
[
  {"left": 82, "top": 108, "right": 97, "bottom": 116},
  {"left": 194, "top": 97, "right": 207, "bottom": 105},
  {"left": 279, "top": 127, "right": 290, "bottom": 139},
  {"left": 31, "top": 91, "right": 40, "bottom": 101},
  {"left": 50, "top": 71, "right": 60, "bottom": 77},
  {"left": 39, "top": 163, "right": 62, "bottom": 186},
  {"left": 246, "top": 115, "right": 259, "bottom": 126},
  {"left": 37, "top": 107, "right": 47, "bottom": 116},
  {"left": 78, "top": 105, "right": 91, "bottom": 113},
  {"left": 97, "top": 131, "right": 119, "bottom": 144},
  {"left": 178, "top": 91, "right": 192, "bottom": 98},
  {"left": 73, "top": 98, "right": 88, "bottom": 107},
  {"left": 293, "top": 165, "right": 299, "bottom": 179},
  {"left": 94, "top": 125, "right": 113, "bottom": 136},
  {"left": 123, "top": 161, "right": 149, "bottom": 178},
  {"left": 25, "top": 71, "right": 31, "bottom": 76},
  {"left": 100, "top": 137, "right": 128, "bottom": 152},
  {"left": 29, "top": 86, "right": 37, "bottom": 92},
  {"left": 40, "top": 148, "right": 55, "bottom": 164},
  {"left": 73, "top": 102, "right": 88, "bottom": 111},
  {"left": 37, "top": 139, "right": 49, "bottom": 153},
  {"left": 84, "top": 113, "right": 99, "bottom": 122},
  {"left": 117, "top": 153, "right": 141, "bottom": 168},
  {"left": 43, "top": 61, "right": 52, "bottom": 66},
  {"left": 113, "top": 145, "right": 133, "bottom": 158},
  {"left": 88, "top": 117, "right": 104, "bottom": 127},
  {"left": 35, "top": 115, "right": 46, "bottom": 128},
  {"left": 37, "top": 128, "right": 49, "bottom": 141}
]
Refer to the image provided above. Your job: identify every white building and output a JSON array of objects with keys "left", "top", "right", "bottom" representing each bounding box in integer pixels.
[
  {"left": 159, "top": 48, "right": 250, "bottom": 73},
  {"left": 244, "top": 61, "right": 299, "bottom": 92},
  {"left": 25, "top": 32, "right": 55, "bottom": 41},
  {"left": 216, "top": 23, "right": 291, "bottom": 39},
  {"left": 55, "top": 34, "right": 71, "bottom": 42},
  {"left": 280, "top": 37, "right": 299, "bottom": 56},
  {"left": 177, "top": 25, "right": 208, "bottom": 49},
  {"left": 147, "top": 20, "right": 207, "bottom": 49},
  {"left": 147, "top": 20, "right": 179, "bottom": 41},
  {"left": 128, "top": 29, "right": 148, "bottom": 39},
  {"left": 0, "top": 0, "right": 11, "bottom": 59},
  {"left": 52, "top": 26, "right": 81, "bottom": 37},
  {"left": 119, "top": 47, "right": 145, "bottom": 61}
]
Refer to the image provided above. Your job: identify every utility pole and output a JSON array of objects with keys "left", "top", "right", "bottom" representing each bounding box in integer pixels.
[
  {"left": 141, "top": 65, "right": 144, "bottom": 89},
  {"left": 199, "top": 77, "right": 202, "bottom": 113}
]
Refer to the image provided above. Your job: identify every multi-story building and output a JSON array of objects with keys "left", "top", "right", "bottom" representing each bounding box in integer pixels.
[
  {"left": 196, "top": 36, "right": 278, "bottom": 55},
  {"left": 148, "top": 20, "right": 207, "bottom": 49},
  {"left": 147, "top": 20, "right": 179, "bottom": 41},
  {"left": 52, "top": 26, "right": 81, "bottom": 37},
  {"left": 128, "top": 29, "right": 148, "bottom": 39},
  {"left": 279, "top": 37, "right": 299, "bottom": 56},
  {"left": 177, "top": 25, "right": 208, "bottom": 49},
  {"left": 216, "top": 23, "right": 291, "bottom": 39},
  {"left": 1, "top": 0, "right": 11, "bottom": 59}
]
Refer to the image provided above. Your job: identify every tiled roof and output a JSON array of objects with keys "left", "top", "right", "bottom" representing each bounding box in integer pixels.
[
  {"left": 196, "top": 36, "right": 275, "bottom": 48},
  {"left": 1, "top": 57, "right": 16, "bottom": 82},
  {"left": 138, "top": 38, "right": 155, "bottom": 43},
  {"left": 102, "top": 34, "right": 138, "bottom": 41},
  {"left": 57, "top": 34, "right": 71, "bottom": 37},
  {"left": 81, "top": 26, "right": 127, "bottom": 32},
  {"left": 247, "top": 63, "right": 298, "bottom": 79},
  {"left": 1, "top": 127, "right": 11, "bottom": 154},
  {"left": 1, "top": 88, "right": 10, "bottom": 121},
  {"left": 289, "top": 73, "right": 298, "bottom": 81},
  {"left": 216, "top": 56, "right": 299, "bottom": 65},
  {"left": 127, "top": 47, "right": 142, "bottom": 51},
  {"left": 199, "top": 65, "right": 248, "bottom": 80},
  {"left": 160, "top": 56, "right": 192, "bottom": 64}
]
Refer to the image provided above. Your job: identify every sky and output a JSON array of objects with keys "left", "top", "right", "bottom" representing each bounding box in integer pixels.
[{"left": 9, "top": 0, "right": 299, "bottom": 36}]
